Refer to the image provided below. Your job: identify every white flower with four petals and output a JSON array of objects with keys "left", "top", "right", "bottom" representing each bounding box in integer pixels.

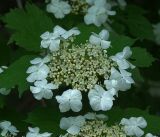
[
  {"left": 120, "top": 117, "right": 147, "bottom": 137},
  {"left": 26, "top": 127, "right": 52, "bottom": 137},
  {"left": 26, "top": 57, "right": 50, "bottom": 83},
  {"left": 30, "top": 79, "right": 58, "bottom": 100},
  {"left": 46, "top": 0, "right": 71, "bottom": 19},
  {"left": 84, "top": 0, "right": 116, "bottom": 26},
  {"left": 104, "top": 67, "right": 134, "bottom": 92},
  {"left": 60, "top": 116, "right": 85, "bottom": 135},
  {"left": 41, "top": 26, "right": 80, "bottom": 51},
  {"left": 88, "top": 85, "right": 114, "bottom": 111},
  {"left": 56, "top": 89, "right": 82, "bottom": 112},
  {"left": 111, "top": 46, "right": 135, "bottom": 70},
  {"left": 89, "top": 29, "right": 111, "bottom": 49},
  {"left": 0, "top": 121, "right": 19, "bottom": 136}
]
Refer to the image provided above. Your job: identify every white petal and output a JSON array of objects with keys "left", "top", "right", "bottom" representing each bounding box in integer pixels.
[
  {"left": 70, "top": 89, "right": 82, "bottom": 100},
  {"left": 28, "top": 127, "right": 40, "bottom": 133},
  {"left": 30, "top": 86, "right": 41, "bottom": 94},
  {"left": 101, "top": 93, "right": 113, "bottom": 111},
  {"left": 89, "top": 34, "right": 101, "bottom": 45},
  {"left": 145, "top": 133, "right": 157, "bottom": 137},
  {"left": 49, "top": 39, "right": 60, "bottom": 51},
  {"left": 34, "top": 92, "right": 44, "bottom": 100},
  {"left": 34, "top": 79, "right": 47, "bottom": 87},
  {"left": 41, "top": 132, "right": 52, "bottom": 137},
  {"left": 101, "top": 40, "right": 111, "bottom": 49},
  {"left": 53, "top": 25, "right": 66, "bottom": 36},
  {"left": 84, "top": 14, "right": 94, "bottom": 25},
  {"left": 41, "top": 40, "right": 50, "bottom": 48},
  {"left": 62, "top": 28, "right": 80, "bottom": 39},
  {"left": 30, "top": 58, "right": 42, "bottom": 65},
  {"left": 116, "top": 59, "right": 130, "bottom": 69},
  {"left": 26, "top": 66, "right": 38, "bottom": 74},
  {"left": 84, "top": 113, "right": 96, "bottom": 120},
  {"left": 27, "top": 73, "right": 38, "bottom": 83},
  {"left": 122, "top": 46, "right": 132, "bottom": 59},
  {"left": 135, "top": 117, "right": 147, "bottom": 128},
  {"left": 43, "top": 90, "right": 53, "bottom": 99},
  {"left": 67, "top": 125, "right": 80, "bottom": 135},
  {"left": 74, "top": 116, "right": 85, "bottom": 127},
  {"left": 40, "top": 31, "right": 50, "bottom": 39},
  {"left": 110, "top": 67, "right": 121, "bottom": 80},
  {"left": 70, "top": 100, "right": 82, "bottom": 112},
  {"left": 96, "top": 114, "right": 108, "bottom": 121},
  {"left": 99, "top": 29, "right": 109, "bottom": 40},
  {"left": 60, "top": 117, "right": 73, "bottom": 130}
]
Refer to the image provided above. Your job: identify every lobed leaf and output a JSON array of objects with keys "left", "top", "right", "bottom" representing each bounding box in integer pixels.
[
  {"left": 0, "top": 55, "right": 35, "bottom": 97},
  {"left": 3, "top": 4, "right": 53, "bottom": 52}
]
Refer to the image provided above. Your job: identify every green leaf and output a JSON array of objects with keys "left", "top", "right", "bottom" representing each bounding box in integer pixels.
[
  {"left": 108, "top": 33, "right": 136, "bottom": 55},
  {"left": 106, "top": 107, "right": 160, "bottom": 134},
  {"left": 126, "top": 5, "right": 146, "bottom": 15},
  {"left": 0, "top": 95, "right": 5, "bottom": 108},
  {"left": 3, "top": 4, "right": 53, "bottom": 52},
  {"left": 0, "top": 55, "right": 35, "bottom": 96},
  {"left": 25, "top": 107, "right": 62, "bottom": 136},
  {"left": 124, "top": 15, "right": 154, "bottom": 40},
  {"left": 0, "top": 33, "right": 10, "bottom": 65},
  {"left": 131, "top": 47, "right": 155, "bottom": 67},
  {"left": 131, "top": 68, "right": 144, "bottom": 83}
]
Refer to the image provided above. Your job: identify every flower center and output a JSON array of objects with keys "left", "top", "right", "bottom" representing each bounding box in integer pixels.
[
  {"left": 48, "top": 38, "right": 115, "bottom": 91},
  {"left": 68, "top": 0, "right": 88, "bottom": 15}
]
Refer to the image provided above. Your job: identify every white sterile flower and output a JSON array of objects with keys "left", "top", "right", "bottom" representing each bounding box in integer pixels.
[
  {"left": 30, "top": 79, "right": 58, "bottom": 100},
  {"left": 111, "top": 46, "right": 135, "bottom": 70},
  {"left": 153, "top": 23, "right": 160, "bottom": 45},
  {"left": 84, "top": 0, "right": 116, "bottom": 26},
  {"left": 26, "top": 127, "right": 52, "bottom": 137},
  {"left": 88, "top": 85, "right": 114, "bottom": 111},
  {"left": 84, "top": 112, "right": 108, "bottom": 121},
  {"left": 0, "top": 121, "right": 19, "bottom": 136},
  {"left": 61, "top": 27, "right": 80, "bottom": 39},
  {"left": 41, "top": 26, "right": 80, "bottom": 51},
  {"left": 30, "top": 56, "right": 50, "bottom": 66},
  {"left": 40, "top": 31, "right": 61, "bottom": 51},
  {"left": 104, "top": 67, "right": 134, "bottom": 92},
  {"left": 53, "top": 25, "right": 80, "bottom": 39},
  {"left": 26, "top": 57, "right": 50, "bottom": 83},
  {"left": 46, "top": 0, "right": 71, "bottom": 19},
  {"left": 120, "top": 117, "right": 147, "bottom": 137},
  {"left": 56, "top": 89, "right": 82, "bottom": 112},
  {"left": 60, "top": 116, "right": 85, "bottom": 135},
  {"left": 89, "top": 29, "right": 111, "bottom": 49},
  {"left": 145, "top": 133, "right": 157, "bottom": 137}
]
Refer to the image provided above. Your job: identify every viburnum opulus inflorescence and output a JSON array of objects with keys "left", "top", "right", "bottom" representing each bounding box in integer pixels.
[
  {"left": 46, "top": 0, "right": 116, "bottom": 26},
  {"left": 26, "top": 25, "right": 135, "bottom": 113}
]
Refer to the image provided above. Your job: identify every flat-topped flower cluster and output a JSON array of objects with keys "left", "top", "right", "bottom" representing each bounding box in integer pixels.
[
  {"left": 46, "top": 0, "right": 117, "bottom": 26},
  {"left": 26, "top": 25, "right": 135, "bottom": 113}
]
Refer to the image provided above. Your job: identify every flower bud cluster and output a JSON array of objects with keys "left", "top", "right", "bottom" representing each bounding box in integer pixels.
[
  {"left": 48, "top": 40, "right": 114, "bottom": 91},
  {"left": 68, "top": 0, "right": 88, "bottom": 14}
]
